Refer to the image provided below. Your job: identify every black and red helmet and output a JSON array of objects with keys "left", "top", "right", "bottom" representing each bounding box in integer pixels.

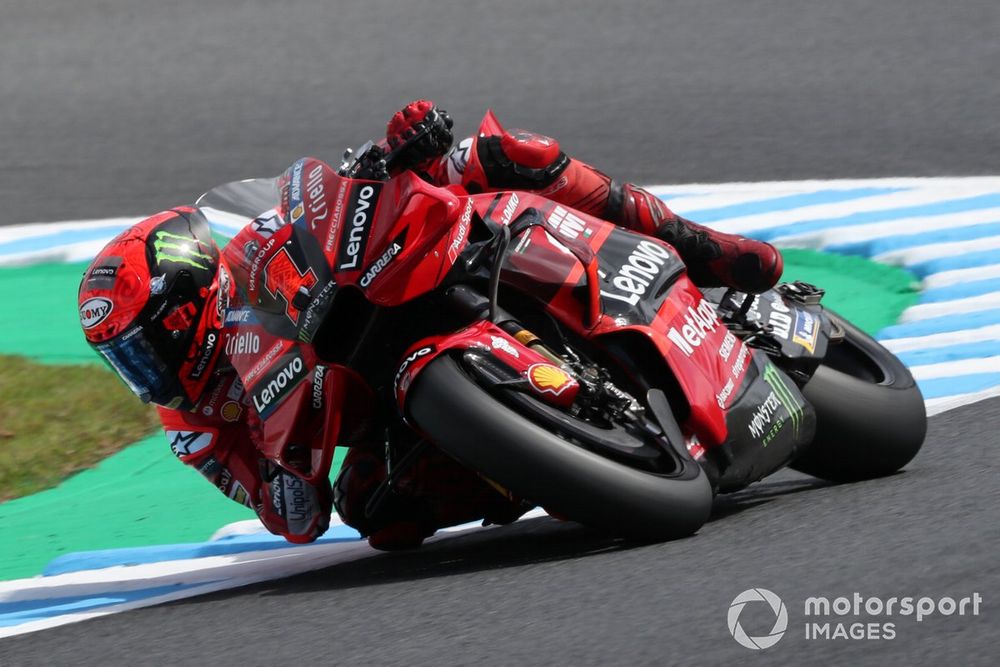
[{"left": 78, "top": 207, "right": 230, "bottom": 410}]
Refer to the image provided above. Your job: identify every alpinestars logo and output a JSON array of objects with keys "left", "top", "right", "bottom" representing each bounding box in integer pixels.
[
  {"left": 728, "top": 588, "right": 788, "bottom": 650},
  {"left": 153, "top": 230, "right": 213, "bottom": 271},
  {"left": 252, "top": 211, "right": 286, "bottom": 239},
  {"left": 166, "top": 431, "right": 214, "bottom": 458}
]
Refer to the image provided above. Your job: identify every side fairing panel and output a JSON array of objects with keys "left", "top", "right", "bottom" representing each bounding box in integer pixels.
[{"left": 467, "top": 191, "right": 753, "bottom": 447}]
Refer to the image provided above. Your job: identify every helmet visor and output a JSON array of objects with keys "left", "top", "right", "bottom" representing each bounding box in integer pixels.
[{"left": 95, "top": 327, "right": 189, "bottom": 408}]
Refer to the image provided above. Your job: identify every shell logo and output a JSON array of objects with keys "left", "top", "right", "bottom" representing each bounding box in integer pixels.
[
  {"left": 220, "top": 401, "right": 243, "bottom": 422},
  {"left": 527, "top": 363, "right": 575, "bottom": 396}
]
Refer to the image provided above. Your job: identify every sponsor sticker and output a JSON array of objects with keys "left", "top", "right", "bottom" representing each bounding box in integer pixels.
[
  {"left": 79, "top": 297, "right": 114, "bottom": 329},
  {"left": 250, "top": 352, "right": 309, "bottom": 418},
  {"left": 297, "top": 280, "right": 337, "bottom": 344},
  {"left": 324, "top": 179, "right": 351, "bottom": 253},
  {"left": 228, "top": 481, "right": 253, "bottom": 508},
  {"left": 85, "top": 257, "right": 122, "bottom": 290},
  {"left": 166, "top": 430, "right": 214, "bottom": 458},
  {"left": 667, "top": 298, "right": 720, "bottom": 356},
  {"left": 601, "top": 239, "right": 673, "bottom": 307},
  {"left": 716, "top": 377, "right": 736, "bottom": 409},
  {"left": 311, "top": 365, "right": 326, "bottom": 410},
  {"left": 224, "top": 307, "right": 256, "bottom": 326},
  {"left": 227, "top": 376, "right": 245, "bottom": 401},
  {"left": 750, "top": 364, "right": 805, "bottom": 444},
  {"left": 498, "top": 192, "right": 520, "bottom": 226},
  {"left": 244, "top": 340, "right": 287, "bottom": 384},
  {"left": 447, "top": 200, "right": 474, "bottom": 263},
  {"left": 282, "top": 474, "right": 311, "bottom": 534},
  {"left": 546, "top": 205, "right": 589, "bottom": 241},
  {"left": 792, "top": 310, "right": 819, "bottom": 354},
  {"left": 394, "top": 345, "right": 435, "bottom": 396},
  {"left": 224, "top": 330, "right": 261, "bottom": 357},
  {"left": 188, "top": 331, "right": 218, "bottom": 380},
  {"left": 153, "top": 230, "right": 213, "bottom": 271},
  {"left": 336, "top": 182, "right": 382, "bottom": 271},
  {"left": 196, "top": 456, "right": 222, "bottom": 482},
  {"left": 221, "top": 401, "right": 242, "bottom": 422},
  {"left": 359, "top": 231, "right": 405, "bottom": 288},
  {"left": 445, "top": 138, "right": 472, "bottom": 182},
  {"left": 243, "top": 239, "right": 260, "bottom": 263},
  {"left": 248, "top": 235, "right": 278, "bottom": 294},
  {"left": 767, "top": 295, "right": 793, "bottom": 339},
  {"left": 490, "top": 335, "right": 520, "bottom": 358},
  {"left": 304, "top": 163, "right": 329, "bottom": 228},
  {"left": 216, "top": 265, "right": 232, "bottom": 317},
  {"left": 252, "top": 210, "right": 286, "bottom": 239},
  {"left": 527, "top": 363, "right": 575, "bottom": 397}
]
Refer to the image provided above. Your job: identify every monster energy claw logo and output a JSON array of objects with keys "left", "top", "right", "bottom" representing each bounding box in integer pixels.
[
  {"left": 154, "top": 230, "right": 213, "bottom": 270},
  {"left": 762, "top": 364, "right": 804, "bottom": 437}
]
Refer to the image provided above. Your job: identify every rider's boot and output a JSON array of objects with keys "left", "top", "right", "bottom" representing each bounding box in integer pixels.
[{"left": 585, "top": 168, "right": 784, "bottom": 294}]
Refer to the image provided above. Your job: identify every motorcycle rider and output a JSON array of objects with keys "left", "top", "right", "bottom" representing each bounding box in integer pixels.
[{"left": 77, "top": 101, "right": 783, "bottom": 549}]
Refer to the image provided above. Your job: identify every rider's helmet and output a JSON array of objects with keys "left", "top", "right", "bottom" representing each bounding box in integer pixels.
[{"left": 77, "top": 207, "right": 230, "bottom": 411}]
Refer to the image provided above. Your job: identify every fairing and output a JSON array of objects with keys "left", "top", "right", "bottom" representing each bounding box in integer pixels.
[{"left": 195, "top": 147, "right": 812, "bottom": 486}]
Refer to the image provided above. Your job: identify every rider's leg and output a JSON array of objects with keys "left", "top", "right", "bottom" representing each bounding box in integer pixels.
[{"left": 464, "top": 127, "right": 782, "bottom": 293}]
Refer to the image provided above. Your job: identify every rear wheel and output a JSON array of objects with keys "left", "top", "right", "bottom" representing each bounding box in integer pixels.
[
  {"left": 406, "top": 355, "right": 713, "bottom": 540},
  {"left": 790, "top": 311, "right": 926, "bottom": 481}
]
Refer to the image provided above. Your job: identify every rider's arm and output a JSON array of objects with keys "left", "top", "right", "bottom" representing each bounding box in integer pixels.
[{"left": 156, "top": 405, "right": 331, "bottom": 544}]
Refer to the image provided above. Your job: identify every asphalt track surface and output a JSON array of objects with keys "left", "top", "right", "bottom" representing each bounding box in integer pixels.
[{"left": 2, "top": 1, "right": 999, "bottom": 664}]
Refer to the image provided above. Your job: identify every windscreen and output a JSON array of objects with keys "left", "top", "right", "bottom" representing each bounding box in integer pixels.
[{"left": 195, "top": 176, "right": 284, "bottom": 233}]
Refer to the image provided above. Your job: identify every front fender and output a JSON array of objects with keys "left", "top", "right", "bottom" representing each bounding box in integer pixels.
[{"left": 394, "top": 320, "right": 581, "bottom": 419}]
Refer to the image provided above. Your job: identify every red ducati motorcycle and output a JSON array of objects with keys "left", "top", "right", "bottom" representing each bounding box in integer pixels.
[{"left": 197, "top": 113, "right": 926, "bottom": 540}]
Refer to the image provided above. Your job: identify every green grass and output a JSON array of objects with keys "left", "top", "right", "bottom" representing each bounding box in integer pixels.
[{"left": 0, "top": 355, "right": 160, "bottom": 501}]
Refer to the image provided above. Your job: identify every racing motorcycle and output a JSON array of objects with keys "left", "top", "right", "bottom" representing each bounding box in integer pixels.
[{"left": 196, "top": 112, "right": 927, "bottom": 540}]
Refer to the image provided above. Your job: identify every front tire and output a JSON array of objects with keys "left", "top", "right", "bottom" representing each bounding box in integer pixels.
[
  {"left": 790, "top": 311, "right": 926, "bottom": 481},
  {"left": 406, "top": 355, "right": 713, "bottom": 540}
]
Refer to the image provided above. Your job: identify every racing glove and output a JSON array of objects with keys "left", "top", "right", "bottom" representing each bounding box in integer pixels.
[
  {"left": 386, "top": 99, "right": 454, "bottom": 171},
  {"left": 258, "top": 460, "right": 332, "bottom": 544}
]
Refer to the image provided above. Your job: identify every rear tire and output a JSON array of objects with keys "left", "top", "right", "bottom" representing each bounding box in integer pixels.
[
  {"left": 406, "top": 355, "right": 713, "bottom": 540},
  {"left": 790, "top": 311, "right": 926, "bottom": 481}
]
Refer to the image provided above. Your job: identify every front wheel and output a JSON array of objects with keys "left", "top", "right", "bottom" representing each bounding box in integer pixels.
[
  {"left": 790, "top": 311, "right": 926, "bottom": 481},
  {"left": 406, "top": 355, "right": 713, "bottom": 540}
]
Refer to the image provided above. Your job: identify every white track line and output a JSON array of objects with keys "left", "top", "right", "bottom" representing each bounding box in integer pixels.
[
  {"left": 922, "top": 263, "right": 1000, "bottom": 289},
  {"left": 907, "top": 356, "right": 1000, "bottom": 381},
  {"left": 925, "top": 385, "right": 1000, "bottom": 416},
  {"left": 899, "top": 292, "right": 1000, "bottom": 322},
  {"left": 773, "top": 207, "right": 1000, "bottom": 248},
  {"left": 646, "top": 176, "right": 1000, "bottom": 194},
  {"left": 711, "top": 186, "right": 1000, "bottom": 235},
  {"left": 875, "top": 234, "right": 1000, "bottom": 265},
  {"left": 879, "top": 324, "right": 1000, "bottom": 353}
]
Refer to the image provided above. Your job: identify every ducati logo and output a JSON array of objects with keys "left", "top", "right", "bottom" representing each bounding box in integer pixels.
[{"left": 526, "top": 363, "right": 576, "bottom": 396}]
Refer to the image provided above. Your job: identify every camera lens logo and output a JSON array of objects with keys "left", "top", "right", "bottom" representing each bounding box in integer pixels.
[{"left": 728, "top": 588, "right": 788, "bottom": 650}]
